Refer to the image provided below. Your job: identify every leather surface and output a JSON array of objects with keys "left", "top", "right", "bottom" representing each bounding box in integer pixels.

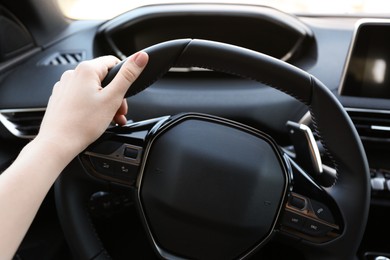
[
  {"left": 55, "top": 160, "right": 111, "bottom": 260},
  {"left": 59, "top": 39, "right": 370, "bottom": 259},
  {"left": 126, "top": 39, "right": 312, "bottom": 103},
  {"left": 128, "top": 39, "right": 369, "bottom": 259}
]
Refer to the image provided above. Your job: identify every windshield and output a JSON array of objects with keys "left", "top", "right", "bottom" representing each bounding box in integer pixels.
[{"left": 58, "top": 0, "right": 390, "bottom": 20}]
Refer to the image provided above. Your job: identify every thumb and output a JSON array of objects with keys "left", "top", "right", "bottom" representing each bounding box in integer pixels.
[{"left": 105, "top": 51, "right": 149, "bottom": 97}]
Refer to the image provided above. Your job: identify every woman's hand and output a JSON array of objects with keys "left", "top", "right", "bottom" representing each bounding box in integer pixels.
[
  {"left": 0, "top": 52, "right": 148, "bottom": 260},
  {"left": 37, "top": 51, "right": 149, "bottom": 158}
]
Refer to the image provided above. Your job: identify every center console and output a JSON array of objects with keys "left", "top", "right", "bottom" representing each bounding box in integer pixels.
[
  {"left": 338, "top": 19, "right": 390, "bottom": 259},
  {"left": 339, "top": 19, "right": 390, "bottom": 199}
]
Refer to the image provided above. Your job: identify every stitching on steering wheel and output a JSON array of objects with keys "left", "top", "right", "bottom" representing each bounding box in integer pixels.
[
  {"left": 85, "top": 206, "right": 112, "bottom": 260},
  {"left": 309, "top": 107, "right": 338, "bottom": 186},
  {"left": 175, "top": 61, "right": 308, "bottom": 105}
]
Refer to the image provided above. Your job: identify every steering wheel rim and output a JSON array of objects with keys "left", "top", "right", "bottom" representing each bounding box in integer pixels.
[{"left": 55, "top": 39, "right": 370, "bottom": 260}]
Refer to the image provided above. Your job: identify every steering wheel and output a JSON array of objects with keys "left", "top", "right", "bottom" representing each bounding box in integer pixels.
[{"left": 54, "top": 39, "right": 370, "bottom": 260}]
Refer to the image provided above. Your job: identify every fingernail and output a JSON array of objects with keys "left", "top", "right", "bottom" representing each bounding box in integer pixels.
[{"left": 133, "top": 51, "right": 148, "bottom": 67}]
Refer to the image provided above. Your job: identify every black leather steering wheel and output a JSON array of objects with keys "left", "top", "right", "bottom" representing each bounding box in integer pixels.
[{"left": 55, "top": 39, "right": 370, "bottom": 260}]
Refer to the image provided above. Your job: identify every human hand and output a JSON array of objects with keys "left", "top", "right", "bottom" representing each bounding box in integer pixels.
[{"left": 36, "top": 51, "right": 149, "bottom": 158}]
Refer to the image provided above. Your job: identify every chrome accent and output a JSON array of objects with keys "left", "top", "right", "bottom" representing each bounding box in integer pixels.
[
  {"left": 371, "top": 125, "right": 390, "bottom": 132},
  {"left": 287, "top": 121, "right": 323, "bottom": 175},
  {"left": 136, "top": 113, "right": 291, "bottom": 259},
  {"left": 298, "top": 123, "right": 323, "bottom": 174},
  {"left": 345, "top": 107, "right": 390, "bottom": 114},
  {"left": 0, "top": 108, "right": 46, "bottom": 139},
  {"left": 323, "top": 164, "right": 337, "bottom": 180},
  {"left": 123, "top": 115, "right": 170, "bottom": 129},
  {"left": 168, "top": 67, "right": 211, "bottom": 72},
  {"left": 339, "top": 19, "right": 390, "bottom": 96},
  {"left": 298, "top": 111, "right": 311, "bottom": 126},
  {"left": 345, "top": 107, "right": 390, "bottom": 140}
]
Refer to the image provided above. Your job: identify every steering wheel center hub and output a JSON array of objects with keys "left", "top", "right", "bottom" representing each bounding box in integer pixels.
[{"left": 138, "top": 114, "right": 289, "bottom": 259}]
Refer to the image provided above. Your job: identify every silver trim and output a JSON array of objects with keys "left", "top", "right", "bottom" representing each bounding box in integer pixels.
[
  {"left": 287, "top": 120, "right": 323, "bottom": 175},
  {"left": 123, "top": 115, "right": 170, "bottom": 129},
  {"left": 345, "top": 107, "right": 390, "bottom": 141},
  {"left": 339, "top": 19, "right": 390, "bottom": 96},
  {"left": 0, "top": 108, "right": 46, "bottom": 139},
  {"left": 168, "top": 67, "right": 211, "bottom": 72},
  {"left": 323, "top": 164, "right": 337, "bottom": 180},
  {"left": 345, "top": 107, "right": 390, "bottom": 114},
  {"left": 371, "top": 125, "right": 390, "bottom": 132},
  {"left": 298, "top": 111, "right": 311, "bottom": 126},
  {"left": 136, "top": 113, "right": 291, "bottom": 260},
  {"left": 346, "top": 107, "right": 390, "bottom": 130},
  {"left": 298, "top": 123, "right": 323, "bottom": 174}
]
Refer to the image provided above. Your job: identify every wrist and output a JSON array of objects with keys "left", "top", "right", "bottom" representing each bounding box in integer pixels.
[{"left": 26, "top": 134, "right": 82, "bottom": 168}]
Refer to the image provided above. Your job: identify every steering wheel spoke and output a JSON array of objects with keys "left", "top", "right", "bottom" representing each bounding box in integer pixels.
[
  {"left": 276, "top": 155, "right": 343, "bottom": 244},
  {"left": 80, "top": 116, "right": 170, "bottom": 187}
]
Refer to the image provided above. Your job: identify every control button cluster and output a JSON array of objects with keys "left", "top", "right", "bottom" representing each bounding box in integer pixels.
[
  {"left": 281, "top": 193, "right": 338, "bottom": 239},
  {"left": 89, "top": 156, "right": 139, "bottom": 184},
  {"left": 83, "top": 143, "right": 143, "bottom": 186}
]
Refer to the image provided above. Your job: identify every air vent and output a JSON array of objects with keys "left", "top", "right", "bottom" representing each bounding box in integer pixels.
[
  {"left": 39, "top": 51, "right": 85, "bottom": 66},
  {"left": 346, "top": 108, "right": 390, "bottom": 142},
  {"left": 0, "top": 108, "right": 45, "bottom": 139}
]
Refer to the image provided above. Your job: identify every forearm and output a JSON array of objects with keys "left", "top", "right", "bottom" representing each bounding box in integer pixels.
[
  {"left": 0, "top": 52, "right": 148, "bottom": 260},
  {"left": 0, "top": 138, "right": 75, "bottom": 260}
]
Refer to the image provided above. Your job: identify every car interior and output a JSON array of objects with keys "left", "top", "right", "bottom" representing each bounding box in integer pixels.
[{"left": 0, "top": 0, "right": 390, "bottom": 259}]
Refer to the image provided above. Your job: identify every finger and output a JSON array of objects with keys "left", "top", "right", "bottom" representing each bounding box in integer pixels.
[
  {"left": 51, "top": 81, "right": 61, "bottom": 93},
  {"left": 52, "top": 70, "right": 73, "bottom": 95},
  {"left": 112, "top": 100, "right": 128, "bottom": 125},
  {"left": 104, "top": 51, "right": 149, "bottom": 97},
  {"left": 59, "top": 70, "right": 74, "bottom": 82},
  {"left": 74, "top": 56, "right": 121, "bottom": 83},
  {"left": 93, "top": 55, "right": 121, "bottom": 82},
  {"left": 116, "top": 99, "right": 128, "bottom": 116},
  {"left": 113, "top": 114, "right": 127, "bottom": 126}
]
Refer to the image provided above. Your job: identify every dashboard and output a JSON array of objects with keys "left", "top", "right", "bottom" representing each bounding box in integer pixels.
[
  {"left": 0, "top": 2, "right": 390, "bottom": 259},
  {"left": 338, "top": 20, "right": 390, "bottom": 204}
]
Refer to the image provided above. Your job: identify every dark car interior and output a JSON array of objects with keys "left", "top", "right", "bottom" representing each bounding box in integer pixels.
[{"left": 0, "top": 0, "right": 389, "bottom": 259}]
